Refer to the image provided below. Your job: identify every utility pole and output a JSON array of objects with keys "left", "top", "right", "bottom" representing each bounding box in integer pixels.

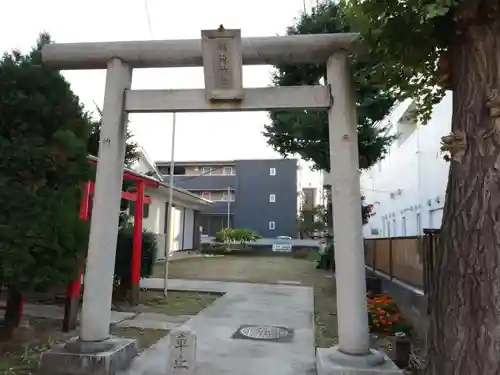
[{"left": 164, "top": 112, "right": 176, "bottom": 297}]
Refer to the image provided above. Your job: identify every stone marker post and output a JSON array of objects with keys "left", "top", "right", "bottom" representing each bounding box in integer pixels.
[{"left": 167, "top": 327, "right": 197, "bottom": 375}]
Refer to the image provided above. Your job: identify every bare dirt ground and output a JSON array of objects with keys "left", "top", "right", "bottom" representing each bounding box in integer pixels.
[{"left": 153, "top": 256, "right": 338, "bottom": 348}]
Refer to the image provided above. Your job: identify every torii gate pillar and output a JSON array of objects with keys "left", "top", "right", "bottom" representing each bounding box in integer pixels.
[{"left": 38, "top": 29, "right": 400, "bottom": 375}]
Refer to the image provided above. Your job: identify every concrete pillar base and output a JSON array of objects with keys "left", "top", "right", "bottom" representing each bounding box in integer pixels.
[
  {"left": 316, "top": 346, "right": 402, "bottom": 375},
  {"left": 38, "top": 336, "right": 138, "bottom": 375}
]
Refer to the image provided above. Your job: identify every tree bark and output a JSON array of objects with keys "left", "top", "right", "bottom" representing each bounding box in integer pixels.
[
  {"left": 426, "top": 16, "right": 500, "bottom": 375},
  {"left": 0, "top": 287, "right": 23, "bottom": 341}
]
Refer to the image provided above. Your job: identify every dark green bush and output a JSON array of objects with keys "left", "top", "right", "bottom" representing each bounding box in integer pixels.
[
  {"left": 317, "top": 235, "right": 335, "bottom": 270},
  {"left": 214, "top": 228, "right": 262, "bottom": 245},
  {"left": 114, "top": 226, "right": 157, "bottom": 288}
]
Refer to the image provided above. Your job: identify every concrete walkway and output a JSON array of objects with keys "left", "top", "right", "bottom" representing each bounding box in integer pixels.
[{"left": 123, "top": 278, "right": 316, "bottom": 375}]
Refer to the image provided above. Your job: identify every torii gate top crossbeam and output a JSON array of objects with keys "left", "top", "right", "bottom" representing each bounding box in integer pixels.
[{"left": 42, "top": 33, "right": 358, "bottom": 70}]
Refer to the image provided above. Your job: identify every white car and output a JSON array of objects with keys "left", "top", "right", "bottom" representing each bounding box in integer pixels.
[{"left": 272, "top": 236, "right": 293, "bottom": 252}]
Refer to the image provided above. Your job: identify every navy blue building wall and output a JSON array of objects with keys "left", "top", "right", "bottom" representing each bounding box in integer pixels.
[
  {"left": 159, "top": 159, "right": 298, "bottom": 238},
  {"left": 233, "top": 159, "right": 297, "bottom": 238}
]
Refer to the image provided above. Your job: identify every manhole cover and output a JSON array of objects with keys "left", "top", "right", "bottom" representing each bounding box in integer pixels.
[{"left": 232, "top": 325, "right": 294, "bottom": 342}]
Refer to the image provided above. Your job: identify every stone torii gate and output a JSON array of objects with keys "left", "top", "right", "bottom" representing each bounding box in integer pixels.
[{"left": 38, "top": 29, "right": 400, "bottom": 375}]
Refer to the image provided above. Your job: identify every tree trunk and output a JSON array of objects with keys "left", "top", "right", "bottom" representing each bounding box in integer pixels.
[
  {"left": 0, "top": 287, "right": 23, "bottom": 341},
  {"left": 426, "top": 16, "right": 500, "bottom": 375}
]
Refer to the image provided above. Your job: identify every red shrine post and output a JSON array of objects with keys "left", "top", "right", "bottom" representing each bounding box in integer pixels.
[
  {"left": 130, "top": 180, "right": 146, "bottom": 304},
  {"left": 62, "top": 162, "right": 159, "bottom": 331}
]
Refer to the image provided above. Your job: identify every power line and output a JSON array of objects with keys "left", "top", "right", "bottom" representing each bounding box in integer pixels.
[{"left": 143, "top": 0, "right": 154, "bottom": 38}]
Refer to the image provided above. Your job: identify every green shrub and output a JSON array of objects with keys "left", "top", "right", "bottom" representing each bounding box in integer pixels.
[
  {"left": 214, "top": 228, "right": 233, "bottom": 243},
  {"left": 114, "top": 226, "right": 157, "bottom": 288},
  {"left": 316, "top": 234, "right": 335, "bottom": 270},
  {"left": 214, "top": 228, "right": 262, "bottom": 246},
  {"left": 232, "top": 228, "right": 262, "bottom": 244}
]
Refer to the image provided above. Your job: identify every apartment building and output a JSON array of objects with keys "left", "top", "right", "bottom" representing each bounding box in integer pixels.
[{"left": 155, "top": 158, "right": 298, "bottom": 238}]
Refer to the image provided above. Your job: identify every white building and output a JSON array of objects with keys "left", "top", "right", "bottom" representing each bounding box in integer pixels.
[
  {"left": 359, "top": 92, "right": 452, "bottom": 238},
  {"left": 129, "top": 147, "right": 212, "bottom": 257}
]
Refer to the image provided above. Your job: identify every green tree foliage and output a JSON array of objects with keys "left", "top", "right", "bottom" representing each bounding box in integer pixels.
[
  {"left": 299, "top": 199, "right": 374, "bottom": 238},
  {"left": 297, "top": 205, "right": 328, "bottom": 237},
  {"left": 263, "top": 2, "right": 397, "bottom": 171},
  {"left": 87, "top": 104, "right": 139, "bottom": 167},
  {"left": 336, "top": 1, "right": 500, "bottom": 374},
  {"left": 0, "top": 34, "right": 90, "bottom": 296}
]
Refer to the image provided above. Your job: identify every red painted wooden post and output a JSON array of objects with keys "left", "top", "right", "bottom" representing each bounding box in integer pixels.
[
  {"left": 79, "top": 182, "right": 92, "bottom": 220},
  {"left": 63, "top": 264, "right": 83, "bottom": 332},
  {"left": 63, "top": 182, "right": 91, "bottom": 331},
  {"left": 131, "top": 181, "right": 145, "bottom": 304}
]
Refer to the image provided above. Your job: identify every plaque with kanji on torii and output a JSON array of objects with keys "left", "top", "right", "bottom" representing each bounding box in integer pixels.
[{"left": 201, "top": 25, "right": 243, "bottom": 102}]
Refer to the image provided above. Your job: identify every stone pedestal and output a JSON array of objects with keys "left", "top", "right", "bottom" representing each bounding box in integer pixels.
[
  {"left": 316, "top": 346, "right": 402, "bottom": 375},
  {"left": 38, "top": 336, "right": 138, "bottom": 375}
]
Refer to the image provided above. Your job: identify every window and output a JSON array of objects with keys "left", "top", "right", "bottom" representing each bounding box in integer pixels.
[
  {"left": 269, "top": 194, "right": 276, "bottom": 203},
  {"left": 201, "top": 167, "right": 212, "bottom": 175},
  {"left": 269, "top": 167, "right": 276, "bottom": 176},
  {"left": 223, "top": 167, "right": 233, "bottom": 175},
  {"left": 269, "top": 221, "right": 276, "bottom": 230},
  {"left": 392, "top": 219, "right": 397, "bottom": 237},
  {"left": 201, "top": 192, "right": 211, "bottom": 200},
  {"left": 416, "top": 213, "right": 422, "bottom": 235},
  {"left": 401, "top": 216, "right": 407, "bottom": 236}
]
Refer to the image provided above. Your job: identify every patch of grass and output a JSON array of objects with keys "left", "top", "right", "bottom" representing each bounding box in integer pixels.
[
  {"left": 110, "top": 326, "right": 168, "bottom": 351},
  {"left": 314, "top": 311, "right": 338, "bottom": 348},
  {"left": 0, "top": 342, "right": 50, "bottom": 375},
  {"left": 0, "top": 320, "right": 170, "bottom": 375},
  {"left": 0, "top": 318, "right": 72, "bottom": 375},
  {"left": 152, "top": 256, "right": 319, "bottom": 284},
  {"left": 139, "top": 291, "right": 221, "bottom": 316},
  {"left": 305, "top": 248, "right": 321, "bottom": 263}
]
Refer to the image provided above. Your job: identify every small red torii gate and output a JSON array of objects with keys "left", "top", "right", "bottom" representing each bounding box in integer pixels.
[{"left": 63, "top": 159, "right": 160, "bottom": 331}]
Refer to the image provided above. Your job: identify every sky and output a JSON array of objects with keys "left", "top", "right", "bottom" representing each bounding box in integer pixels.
[{"left": 0, "top": 0, "right": 322, "bottom": 188}]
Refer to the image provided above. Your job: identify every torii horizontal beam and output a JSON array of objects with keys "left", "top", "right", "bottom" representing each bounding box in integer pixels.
[
  {"left": 41, "top": 33, "right": 359, "bottom": 70},
  {"left": 124, "top": 86, "right": 331, "bottom": 113}
]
